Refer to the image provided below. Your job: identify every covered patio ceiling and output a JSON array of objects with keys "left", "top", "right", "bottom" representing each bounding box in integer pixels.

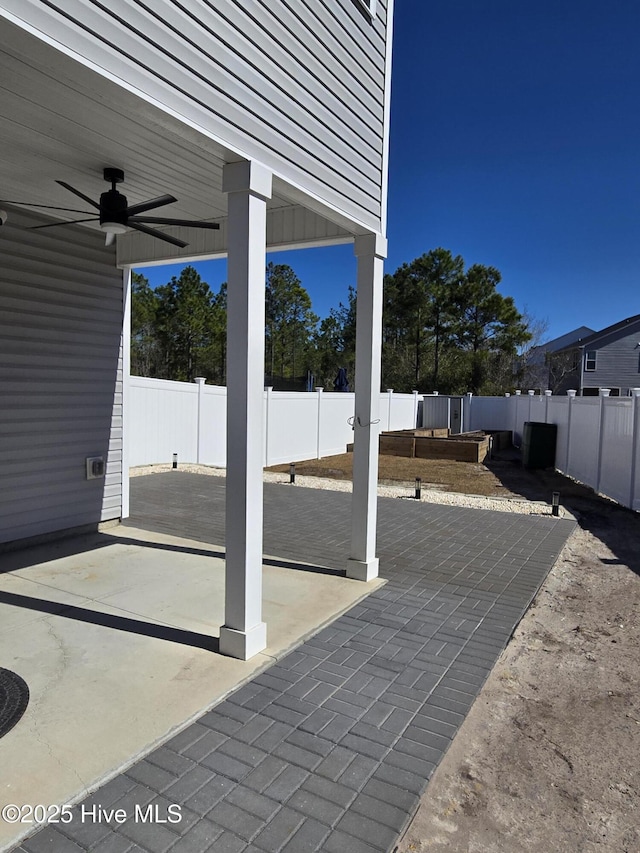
[
  {"left": 0, "top": 16, "right": 354, "bottom": 264},
  {"left": 0, "top": 8, "right": 385, "bottom": 661}
]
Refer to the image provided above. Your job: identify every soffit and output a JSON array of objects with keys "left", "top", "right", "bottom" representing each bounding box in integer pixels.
[{"left": 0, "top": 17, "right": 353, "bottom": 246}]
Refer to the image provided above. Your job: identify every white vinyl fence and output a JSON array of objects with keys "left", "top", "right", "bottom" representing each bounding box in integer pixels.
[
  {"left": 130, "top": 379, "right": 640, "bottom": 511},
  {"left": 130, "top": 377, "right": 421, "bottom": 469},
  {"left": 427, "top": 390, "right": 640, "bottom": 512}
]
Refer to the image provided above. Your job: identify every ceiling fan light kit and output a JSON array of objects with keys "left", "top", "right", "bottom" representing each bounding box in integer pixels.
[{"left": 1, "top": 168, "right": 220, "bottom": 247}]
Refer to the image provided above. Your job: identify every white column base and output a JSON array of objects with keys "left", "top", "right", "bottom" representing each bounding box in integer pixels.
[
  {"left": 219, "top": 622, "right": 267, "bottom": 660},
  {"left": 346, "top": 557, "right": 379, "bottom": 582}
]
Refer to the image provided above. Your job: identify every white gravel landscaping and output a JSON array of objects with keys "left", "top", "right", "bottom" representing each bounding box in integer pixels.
[{"left": 131, "top": 463, "right": 573, "bottom": 518}]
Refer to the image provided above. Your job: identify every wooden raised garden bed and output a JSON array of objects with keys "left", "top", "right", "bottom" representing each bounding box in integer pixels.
[{"left": 378, "top": 428, "right": 510, "bottom": 464}]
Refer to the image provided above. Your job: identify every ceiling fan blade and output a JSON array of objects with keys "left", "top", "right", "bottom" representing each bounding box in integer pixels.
[
  {"left": 29, "top": 218, "right": 98, "bottom": 230},
  {"left": 56, "top": 181, "right": 101, "bottom": 209},
  {"left": 128, "top": 221, "right": 188, "bottom": 249},
  {"left": 125, "top": 194, "right": 177, "bottom": 217},
  {"left": 0, "top": 200, "right": 96, "bottom": 214},
  {"left": 105, "top": 232, "right": 115, "bottom": 247},
  {"left": 129, "top": 216, "right": 220, "bottom": 229}
]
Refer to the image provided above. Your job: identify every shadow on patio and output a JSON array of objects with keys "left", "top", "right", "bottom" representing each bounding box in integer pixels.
[{"left": 0, "top": 523, "right": 380, "bottom": 852}]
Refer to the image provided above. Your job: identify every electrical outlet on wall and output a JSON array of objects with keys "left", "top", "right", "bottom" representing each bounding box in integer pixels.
[{"left": 86, "top": 456, "right": 105, "bottom": 479}]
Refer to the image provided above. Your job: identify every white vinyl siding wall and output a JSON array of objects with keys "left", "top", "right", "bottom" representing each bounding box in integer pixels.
[
  {"left": 0, "top": 210, "right": 123, "bottom": 544},
  {"left": 1, "top": 0, "right": 389, "bottom": 230}
]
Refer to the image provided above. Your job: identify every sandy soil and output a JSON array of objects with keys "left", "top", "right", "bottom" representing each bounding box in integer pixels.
[{"left": 397, "top": 501, "right": 640, "bottom": 853}]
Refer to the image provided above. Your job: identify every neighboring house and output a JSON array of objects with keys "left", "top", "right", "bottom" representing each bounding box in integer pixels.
[
  {"left": 549, "top": 315, "right": 640, "bottom": 396},
  {"left": 0, "top": 1, "right": 395, "bottom": 659},
  {"left": 521, "top": 326, "right": 595, "bottom": 390}
]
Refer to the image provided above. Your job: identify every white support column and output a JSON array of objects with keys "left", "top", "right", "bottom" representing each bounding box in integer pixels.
[
  {"left": 220, "top": 160, "right": 272, "bottom": 660},
  {"left": 412, "top": 390, "right": 419, "bottom": 428},
  {"left": 121, "top": 268, "right": 132, "bottom": 520},
  {"left": 347, "top": 233, "right": 387, "bottom": 582}
]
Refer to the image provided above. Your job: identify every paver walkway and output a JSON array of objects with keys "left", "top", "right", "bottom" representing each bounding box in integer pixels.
[{"left": 15, "top": 475, "right": 575, "bottom": 853}]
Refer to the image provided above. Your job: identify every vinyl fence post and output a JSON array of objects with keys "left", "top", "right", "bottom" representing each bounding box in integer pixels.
[
  {"left": 465, "top": 392, "right": 473, "bottom": 433},
  {"left": 629, "top": 389, "right": 640, "bottom": 510},
  {"left": 528, "top": 389, "right": 535, "bottom": 425},
  {"left": 566, "top": 390, "right": 577, "bottom": 472},
  {"left": 413, "top": 390, "right": 419, "bottom": 429},
  {"left": 316, "top": 386, "right": 324, "bottom": 459},
  {"left": 504, "top": 393, "right": 510, "bottom": 443},
  {"left": 514, "top": 391, "right": 522, "bottom": 446},
  {"left": 544, "top": 389, "right": 552, "bottom": 423},
  {"left": 387, "top": 389, "right": 393, "bottom": 431},
  {"left": 264, "top": 386, "right": 273, "bottom": 467},
  {"left": 596, "top": 388, "right": 610, "bottom": 494},
  {"left": 194, "top": 377, "right": 206, "bottom": 464}
]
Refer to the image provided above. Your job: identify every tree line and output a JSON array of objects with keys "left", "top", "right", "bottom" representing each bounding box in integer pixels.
[{"left": 131, "top": 248, "right": 534, "bottom": 395}]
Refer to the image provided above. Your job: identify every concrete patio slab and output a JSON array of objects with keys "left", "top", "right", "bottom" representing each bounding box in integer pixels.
[
  {"left": 3, "top": 476, "right": 576, "bottom": 853},
  {"left": 0, "top": 524, "right": 383, "bottom": 852}
]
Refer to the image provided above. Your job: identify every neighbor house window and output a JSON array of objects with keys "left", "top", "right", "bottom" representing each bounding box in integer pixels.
[
  {"left": 353, "top": 0, "right": 377, "bottom": 17},
  {"left": 585, "top": 350, "right": 597, "bottom": 371}
]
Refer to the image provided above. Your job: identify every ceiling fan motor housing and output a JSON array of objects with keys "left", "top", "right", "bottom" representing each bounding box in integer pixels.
[
  {"left": 100, "top": 189, "right": 128, "bottom": 229},
  {"left": 100, "top": 168, "right": 128, "bottom": 230}
]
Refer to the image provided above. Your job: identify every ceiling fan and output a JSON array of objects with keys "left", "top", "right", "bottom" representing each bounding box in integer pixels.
[{"left": 1, "top": 167, "right": 220, "bottom": 248}]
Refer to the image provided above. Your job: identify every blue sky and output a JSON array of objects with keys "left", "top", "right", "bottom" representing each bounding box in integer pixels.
[{"left": 142, "top": 0, "right": 640, "bottom": 343}]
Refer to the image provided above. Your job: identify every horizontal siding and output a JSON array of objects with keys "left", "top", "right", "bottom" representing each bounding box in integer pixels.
[
  {"left": 1, "top": 0, "right": 389, "bottom": 228},
  {"left": 0, "top": 209, "right": 124, "bottom": 544},
  {"left": 583, "top": 331, "right": 640, "bottom": 392}
]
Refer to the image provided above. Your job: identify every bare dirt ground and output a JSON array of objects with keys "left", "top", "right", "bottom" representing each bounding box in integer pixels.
[
  {"left": 269, "top": 451, "right": 640, "bottom": 853},
  {"left": 268, "top": 452, "right": 513, "bottom": 496},
  {"left": 397, "top": 506, "right": 640, "bottom": 853}
]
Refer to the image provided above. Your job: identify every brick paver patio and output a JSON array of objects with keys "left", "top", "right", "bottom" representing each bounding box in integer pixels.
[{"left": 15, "top": 475, "right": 575, "bottom": 853}]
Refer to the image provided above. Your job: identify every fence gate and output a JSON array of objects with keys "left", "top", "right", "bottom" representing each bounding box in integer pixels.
[
  {"left": 422, "top": 394, "right": 465, "bottom": 433},
  {"left": 450, "top": 397, "right": 463, "bottom": 434}
]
